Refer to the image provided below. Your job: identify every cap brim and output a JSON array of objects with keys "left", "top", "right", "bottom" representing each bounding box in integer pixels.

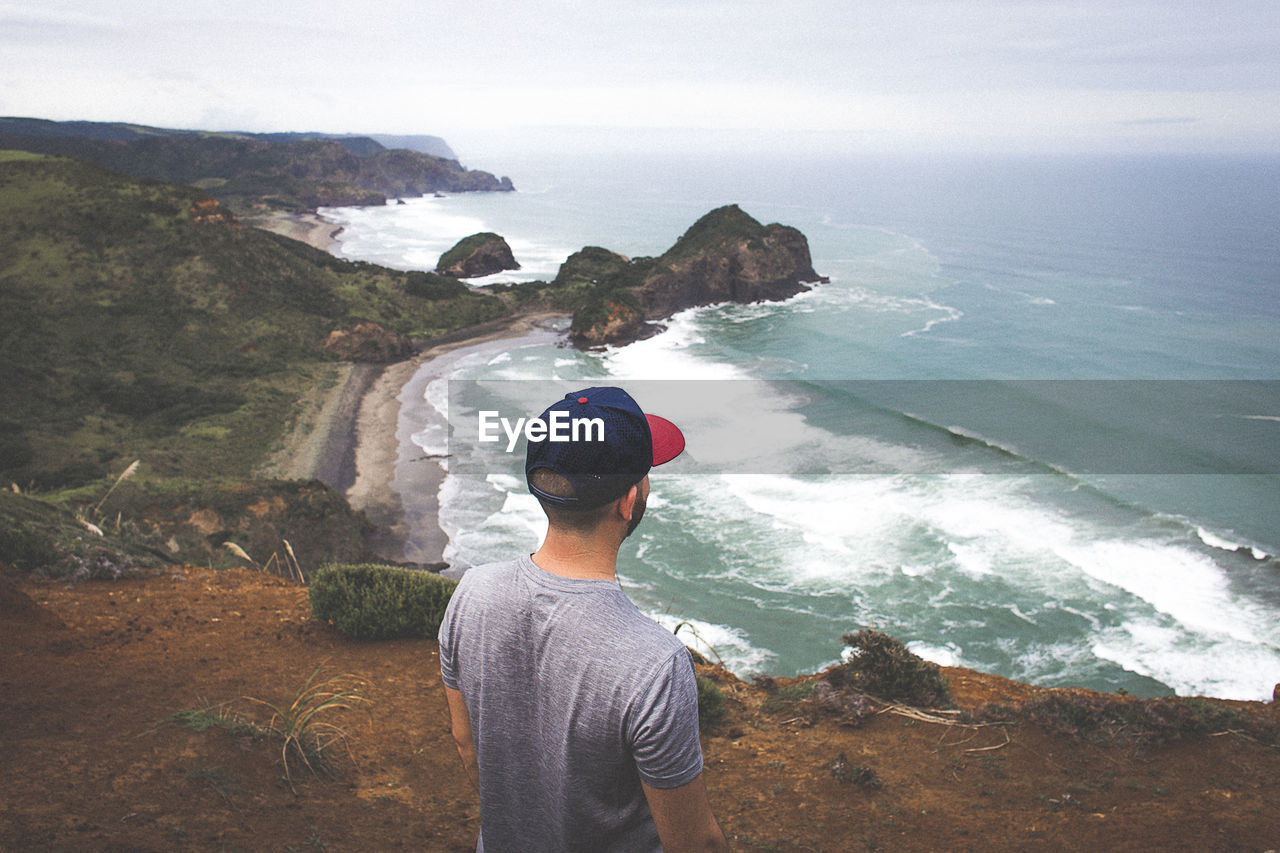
[{"left": 646, "top": 413, "right": 685, "bottom": 466}]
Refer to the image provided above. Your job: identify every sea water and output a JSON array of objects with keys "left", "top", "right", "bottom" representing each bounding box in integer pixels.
[{"left": 320, "top": 150, "right": 1280, "bottom": 700}]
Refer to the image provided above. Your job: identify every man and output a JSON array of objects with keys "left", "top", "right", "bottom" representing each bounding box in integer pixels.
[{"left": 439, "top": 386, "right": 729, "bottom": 852}]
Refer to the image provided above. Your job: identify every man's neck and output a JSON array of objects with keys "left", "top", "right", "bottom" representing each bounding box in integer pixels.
[{"left": 531, "top": 530, "right": 620, "bottom": 582}]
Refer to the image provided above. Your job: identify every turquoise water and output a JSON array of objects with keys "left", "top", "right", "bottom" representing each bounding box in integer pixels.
[{"left": 321, "top": 151, "right": 1280, "bottom": 700}]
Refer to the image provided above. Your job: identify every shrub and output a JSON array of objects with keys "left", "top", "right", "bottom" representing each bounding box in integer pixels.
[
  {"left": 696, "top": 675, "right": 726, "bottom": 730},
  {"left": 308, "top": 563, "right": 457, "bottom": 640},
  {"left": 0, "top": 524, "right": 60, "bottom": 573},
  {"left": 1016, "top": 691, "right": 1276, "bottom": 746},
  {"left": 404, "top": 270, "right": 468, "bottom": 300},
  {"left": 827, "top": 629, "right": 952, "bottom": 708}
]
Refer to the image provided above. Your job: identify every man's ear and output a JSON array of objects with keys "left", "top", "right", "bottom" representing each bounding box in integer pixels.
[{"left": 616, "top": 483, "right": 640, "bottom": 521}]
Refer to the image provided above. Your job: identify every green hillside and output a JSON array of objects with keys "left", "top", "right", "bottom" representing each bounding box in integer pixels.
[{"left": 0, "top": 152, "right": 505, "bottom": 494}]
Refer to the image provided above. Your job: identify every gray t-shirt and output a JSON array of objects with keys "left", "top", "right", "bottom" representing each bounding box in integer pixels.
[{"left": 439, "top": 555, "right": 704, "bottom": 853}]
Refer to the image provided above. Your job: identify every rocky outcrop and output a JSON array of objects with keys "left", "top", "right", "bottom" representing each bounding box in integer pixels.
[
  {"left": 437, "top": 232, "right": 521, "bottom": 278},
  {"left": 567, "top": 205, "right": 826, "bottom": 348},
  {"left": 323, "top": 322, "right": 413, "bottom": 362},
  {"left": 640, "top": 205, "right": 825, "bottom": 319},
  {"left": 569, "top": 293, "right": 648, "bottom": 349},
  {"left": 554, "top": 246, "right": 632, "bottom": 286}
]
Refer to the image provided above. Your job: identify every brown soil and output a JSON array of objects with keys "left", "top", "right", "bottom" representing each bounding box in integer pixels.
[{"left": 3, "top": 568, "right": 1278, "bottom": 852}]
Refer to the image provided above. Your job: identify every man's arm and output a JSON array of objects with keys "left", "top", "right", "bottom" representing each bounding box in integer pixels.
[
  {"left": 443, "top": 684, "right": 480, "bottom": 792},
  {"left": 642, "top": 773, "right": 730, "bottom": 852}
]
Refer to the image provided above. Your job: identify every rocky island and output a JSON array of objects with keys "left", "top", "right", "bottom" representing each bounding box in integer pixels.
[
  {"left": 479, "top": 205, "right": 826, "bottom": 348},
  {"left": 436, "top": 232, "right": 521, "bottom": 278},
  {"left": 564, "top": 204, "right": 827, "bottom": 347}
]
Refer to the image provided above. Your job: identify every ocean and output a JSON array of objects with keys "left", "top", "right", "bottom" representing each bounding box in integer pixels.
[{"left": 319, "top": 149, "right": 1280, "bottom": 701}]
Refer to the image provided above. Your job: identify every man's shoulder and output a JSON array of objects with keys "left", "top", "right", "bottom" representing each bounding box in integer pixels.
[
  {"left": 453, "top": 557, "right": 522, "bottom": 588},
  {"left": 445, "top": 558, "right": 524, "bottom": 613},
  {"left": 598, "top": 600, "right": 690, "bottom": 666}
]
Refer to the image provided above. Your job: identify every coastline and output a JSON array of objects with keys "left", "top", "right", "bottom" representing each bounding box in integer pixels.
[
  {"left": 342, "top": 312, "right": 569, "bottom": 568},
  {"left": 249, "top": 209, "right": 345, "bottom": 252},
  {"left": 248, "top": 208, "right": 567, "bottom": 568}
]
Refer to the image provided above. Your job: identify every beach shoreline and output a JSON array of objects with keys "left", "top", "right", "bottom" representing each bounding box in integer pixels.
[
  {"left": 248, "top": 209, "right": 568, "bottom": 568},
  {"left": 249, "top": 209, "right": 346, "bottom": 252},
  {"left": 341, "top": 312, "right": 570, "bottom": 568}
]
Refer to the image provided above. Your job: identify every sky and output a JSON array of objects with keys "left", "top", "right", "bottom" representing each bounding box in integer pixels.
[{"left": 2, "top": 0, "right": 1279, "bottom": 158}]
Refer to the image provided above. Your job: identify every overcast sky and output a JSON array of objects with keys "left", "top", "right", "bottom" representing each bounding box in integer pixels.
[{"left": 2, "top": 0, "right": 1278, "bottom": 156}]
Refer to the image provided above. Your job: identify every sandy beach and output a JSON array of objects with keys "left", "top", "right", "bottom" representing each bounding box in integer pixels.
[
  {"left": 250, "top": 209, "right": 346, "bottom": 252},
  {"left": 338, "top": 312, "right": 569, "bottom": 567}
]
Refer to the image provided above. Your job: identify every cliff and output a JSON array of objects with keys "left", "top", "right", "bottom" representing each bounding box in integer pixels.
[{"left": 3, "top": 567, "right": 1278, "bottom": 851}]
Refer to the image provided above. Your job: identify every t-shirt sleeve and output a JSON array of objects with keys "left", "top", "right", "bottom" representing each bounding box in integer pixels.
[
  {"left": 438, "top": 593, "right": 460, "bottom": 690},
  {"left": 626, "top": 647, "right": 704, "bottom": 790}
]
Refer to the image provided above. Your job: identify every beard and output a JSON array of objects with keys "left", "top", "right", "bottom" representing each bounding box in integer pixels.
[{"left": 624, "top": 488, "right": 647, "bottom": 539}]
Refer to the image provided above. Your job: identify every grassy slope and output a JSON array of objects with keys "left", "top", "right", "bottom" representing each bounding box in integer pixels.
[{"left": 0, "top": 152, "right": 509, "bottom": 572}]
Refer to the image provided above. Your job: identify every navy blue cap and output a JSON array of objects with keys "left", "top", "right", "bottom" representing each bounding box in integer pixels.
[{"left": 525, "top": 386, "right": 685, "bottom": 510}]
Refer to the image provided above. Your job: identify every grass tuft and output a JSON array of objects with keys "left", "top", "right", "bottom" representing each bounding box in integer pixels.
[
  {"left": 166, "top": 699, "right": 263, "bottom": 741},
  {"left": 245, "top": 667, "right": 369, "bottom": 793}
]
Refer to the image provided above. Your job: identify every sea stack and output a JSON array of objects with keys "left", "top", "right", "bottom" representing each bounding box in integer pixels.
[
  {"left": 436, "top": 232, "right": 521, "bottom": 278},
  {"left": 568, "top": 205, "right": 827, "bottom": 348}
]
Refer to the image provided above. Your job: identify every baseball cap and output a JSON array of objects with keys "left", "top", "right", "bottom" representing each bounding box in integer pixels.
[{"left": 525, "top": 386, "right": 685, "bottom": 510}]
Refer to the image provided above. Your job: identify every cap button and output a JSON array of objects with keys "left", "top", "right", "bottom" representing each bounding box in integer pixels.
[{"left": 577, "top": 396, "right": 589, "bottom": 404}]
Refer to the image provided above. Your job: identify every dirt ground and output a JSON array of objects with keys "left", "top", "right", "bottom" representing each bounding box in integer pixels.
[{"left": 3, "top": 567, "right": 1279, "bottom": 852}]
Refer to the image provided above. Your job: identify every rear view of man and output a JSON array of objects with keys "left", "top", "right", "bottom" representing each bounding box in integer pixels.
[{"left": 439, "top": 386, "right": 729, "bottom": 852}]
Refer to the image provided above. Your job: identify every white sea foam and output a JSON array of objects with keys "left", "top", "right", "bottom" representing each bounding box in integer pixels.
[
  {"left": 901, "top": 297, "right": 965, "bottom": 337},
  {"left": 1058, "top": 539, "right": 1272, "bottom": 645},
  {"left": 411, "top": 375, "right": 453, "bottom": 462},
  {"left": 1008, "top": 640, "right": 1103, "bottom": 685},
  {"left": 1092, "top": 621, "right": 1280, "bottom": 700},
  {"left": 906, "top": 641, "right": 961, "bottom": 668},
  {"left": 699, "top": 465, "right": 1280, "bottom": 697},
  {"left": 665, "top": 626, "right": 762, "bottom": 677},
  {"left": 321, "top": 195, "right": 572, "bottom": 279},
  {"left": 440, "top": 474, "right": 546, "bottom": 567},
  {"left": 649, "top": 613, "right": 777, "bottom": 675},
  {"left": 1196, "top": 526, "right": 1272, "bottom": 560},
  {"left": 598, "top": 308, "right": 741, "bottom": 380}
]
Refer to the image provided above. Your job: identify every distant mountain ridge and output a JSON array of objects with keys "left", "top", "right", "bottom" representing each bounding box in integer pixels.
[
  {"left": 0, "top": 117, "right": 508, "bottom": 212},
  {"left": 0, "top": 117, "right": 457, "bottom": 160}
]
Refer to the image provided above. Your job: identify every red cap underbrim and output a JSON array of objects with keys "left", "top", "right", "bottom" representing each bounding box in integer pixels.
[{"left": 646, "top": 413, "right": 685, "bottom": 466}]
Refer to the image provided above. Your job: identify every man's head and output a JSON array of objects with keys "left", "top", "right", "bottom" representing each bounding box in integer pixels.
[{"left": 525, "top": 387, "right": 683, "bottom": 533}]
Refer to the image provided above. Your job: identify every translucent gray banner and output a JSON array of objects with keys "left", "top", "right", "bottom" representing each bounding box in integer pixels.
[{"left": 441, "top": 380, "right": 1280, "bottom": 476}]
